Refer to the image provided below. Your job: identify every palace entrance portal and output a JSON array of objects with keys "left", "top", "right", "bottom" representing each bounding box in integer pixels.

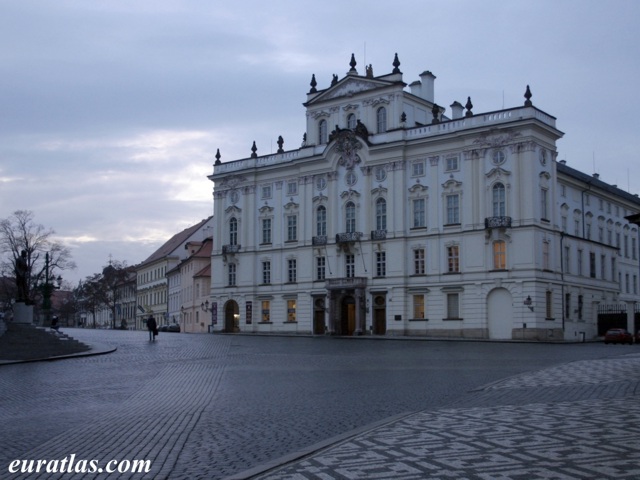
[{"left": 326, "top": 277, "right": 366, "bottom": 335}]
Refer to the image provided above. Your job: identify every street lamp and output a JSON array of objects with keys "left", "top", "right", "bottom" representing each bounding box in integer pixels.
[
  {"left": 201, "top": 300, "right": 212, "bottom": 312},
  {"left": 40, "top": 252, "right": 62, "bottom": 326},
  {"left": 523, "top": 295, "right": 534, "bottom": 312}
]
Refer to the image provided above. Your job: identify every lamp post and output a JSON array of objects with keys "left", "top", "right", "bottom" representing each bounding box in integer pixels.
[{"left": 41, "top": 252, "right": 62, "bottom": 327}]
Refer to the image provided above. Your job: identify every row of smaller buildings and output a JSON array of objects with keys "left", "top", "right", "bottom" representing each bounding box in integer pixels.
[{"left": 85, "top": 217, "right": 214, "bottom": 331}]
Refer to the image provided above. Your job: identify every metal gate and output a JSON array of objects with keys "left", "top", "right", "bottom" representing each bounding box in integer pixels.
[{"left": 597, "top": 304, "right": 627, "bottom": 336}]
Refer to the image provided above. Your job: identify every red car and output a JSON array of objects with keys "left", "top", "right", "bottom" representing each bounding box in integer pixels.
[{"left": 604, "top": 328, "right": 634, "bottom": 345}]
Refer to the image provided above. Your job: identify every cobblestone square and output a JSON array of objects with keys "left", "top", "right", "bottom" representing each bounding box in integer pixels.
[{"left": 1, "top": 329, "right": 638, "bottom": 479}]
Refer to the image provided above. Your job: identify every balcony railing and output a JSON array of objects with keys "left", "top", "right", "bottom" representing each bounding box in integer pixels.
[
  {"left": 370, "top": 229, "right": 387, "bottom": 240},
  {"left": 312, "top": 235, "right": 328, "bottom": 246},
  {"left": 484, "top": 216, "right": 512, "bottom": 229},
  {"left": 222, "top": 244, "right": 241, "bottom": 254},
  {"left": 326, "top": 277, "right": 367, "bottom": 290},
  {"left": 336, "top": 232, "right": 363, "bottom": 243}
]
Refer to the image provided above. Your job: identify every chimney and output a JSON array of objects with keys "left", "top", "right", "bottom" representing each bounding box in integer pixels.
[
  {"left": 450, "top": 101, "right": 464, "bottom": 120},
  {"left": 409, "top": 80, "right": 422, "bottom": 98},
  {"left": 593, "top": 173, "right": 599, "bottom": 179},
  {"left": 419, "top": 70, "right": 436, "bottom": 103}
]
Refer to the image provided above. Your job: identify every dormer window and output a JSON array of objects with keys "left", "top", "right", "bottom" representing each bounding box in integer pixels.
[
  {"left": 318, "top": 119, "right": 328, "bottom": 144},
  {"left": 376, "top": 107, "right": 387, "bottom": 133}
]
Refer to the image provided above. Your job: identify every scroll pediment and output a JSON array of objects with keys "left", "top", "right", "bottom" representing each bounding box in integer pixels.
[
  {"left": 225, "top": 205, "right": 241, "bottom": 215},
  {"left": 485, "top": 166, "right": 511, "bottom": 179}
]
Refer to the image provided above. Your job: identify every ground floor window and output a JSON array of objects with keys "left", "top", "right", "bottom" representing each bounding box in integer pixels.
[
  {"left": 287, "top": 299, "right": 297, "bottom": 322},
  {"left": 261, "top": 300, "right": 270, "bottom": 322},
  {"left": 446, "top": 293, "right": 460, "bottom": 319},
  {"left": 413, "top": 295, "right": 425, "bottom": 319}
]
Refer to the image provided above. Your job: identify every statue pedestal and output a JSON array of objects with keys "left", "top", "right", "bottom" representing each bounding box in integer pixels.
[{"left": 13, "top": 302, "right": 34, "bottom": 324}]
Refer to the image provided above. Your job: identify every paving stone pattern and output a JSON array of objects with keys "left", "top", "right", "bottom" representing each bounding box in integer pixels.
[
  {"left": 255, "top": 353, "right": 640, "bottom": 480},
  {"left": 1, "top": 329, "right": 638, "bottom": 480}
]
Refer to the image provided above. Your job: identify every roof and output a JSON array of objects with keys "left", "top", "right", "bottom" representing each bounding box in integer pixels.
[
  {"left": 556, "top": 162, "right": 640, "bottom": 207},
  {"left": 140, "top": 217, "right": 212, "bottom": 266},
  {"left": 194, "top": 264, "right": 211, "bottom": 278}
]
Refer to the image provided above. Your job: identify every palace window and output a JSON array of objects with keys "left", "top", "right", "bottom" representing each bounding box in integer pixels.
[
  {"left": 262, "top": 261, "right": 271, "bottom": 285},
  {"left": 261, "top": 218, "right": 272, "bottom": 244},
  {"left": 376, "top": 107, "right": 387, "bottom": 133},
  {"left": 446, "top": 194, "right": 460, "bottom": 225},
  {"left": 413, "top": 295, "right": 425, "bottom": 319},
  {"left": 446, "top": 293, "right": 460, "bottom": 319},
  {"left": 318, "top": 119, "right": 328, "bottom": 144},
  {"left": 412, "top": 198, "right": 426, "bottom": 228},
  {"left": 287, "top": 215, "right": 297, "bottom": 241},
  {"left": 229, "top": 217, "right": 238, "bottom": 245},
  {"left": 376, "top": 251, "right": 386, "bottom": 277},
  {"left": 287, "top": 259, "right": 297, "bottom": 283},
  {"left": 414, "top": 248, "right": 425, "bottom": 275},
  {"left": 345, "top": 201, "right": 356, "bottom": 233},
  {"left": 346, "top": 254, "right": 355, "bottom": 278},
  {"left": 376, "top": 198, "right": 387, "bottom": 231},
  {"left": 261, "top": 300, "right": 270, "bottom": 322},
  {"left": 347, "top": 113, "right": 356, "bottom": 130},
  {"left": 316, "top": 256, "right": 326, "bottom": 281},
  {"left": 287, "top": 299, "right": 297, "bottom": 322},
  {"left": 316, "top": 206, "right": 327, "bottom": 236},
  {"left": 492, "top": 183, "right": 506, "bottom": 217},
  {"left": 447, "top": 245, "right": 460, "bottom": 273},
  {"left": 228, "top": 264, "right": 236, "bottom": 286},
  {"left": 493, "top": 240, "right": 506, "bottom": 270}
]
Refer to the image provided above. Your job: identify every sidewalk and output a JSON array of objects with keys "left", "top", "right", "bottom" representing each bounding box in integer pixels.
[{"left": 230, "top": 352, "right": 640, "bottom": 480}]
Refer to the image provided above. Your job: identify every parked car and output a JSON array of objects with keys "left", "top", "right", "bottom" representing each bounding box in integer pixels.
[
  {"left": 603, "top": 328, "right": 633, "bottom": 345},
  {"left": 165, "top": 323, "right": 181, "bottom": 333}
]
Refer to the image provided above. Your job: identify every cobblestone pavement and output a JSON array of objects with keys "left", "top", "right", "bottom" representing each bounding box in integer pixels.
[
  {"left": 248, "top": 353, "right": 640, "bottom": 480},
  {"left": 0, "top": 328, "right": 636, "bottom": 480}
]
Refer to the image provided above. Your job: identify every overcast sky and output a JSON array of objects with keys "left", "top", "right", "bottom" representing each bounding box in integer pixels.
[{"left": 1, "top": 0, "right": 639, "bottom": 286}]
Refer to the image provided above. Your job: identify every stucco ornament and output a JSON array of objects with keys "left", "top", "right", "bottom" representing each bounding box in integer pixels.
[{"left": 334, "top": 130, "right": 362, "bottom": 170}]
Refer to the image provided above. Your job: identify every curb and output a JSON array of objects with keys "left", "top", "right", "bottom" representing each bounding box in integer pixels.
[{"left": 0, "top": 343, "right": 117, "bottom": 366}]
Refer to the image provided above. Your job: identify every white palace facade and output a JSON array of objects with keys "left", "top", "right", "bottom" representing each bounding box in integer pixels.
[{"left": 208, "top": 54, "right": 640, "bottom": 341}]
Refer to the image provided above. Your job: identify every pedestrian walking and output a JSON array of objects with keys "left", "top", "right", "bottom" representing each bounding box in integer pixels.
[{"left": 146, "top": 315, "right": 158, "bottom": 341}]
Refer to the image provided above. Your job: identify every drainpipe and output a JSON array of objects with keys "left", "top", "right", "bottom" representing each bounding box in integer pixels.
[{"left": 560, "top": 232, "right": 566, "bottom": 332}]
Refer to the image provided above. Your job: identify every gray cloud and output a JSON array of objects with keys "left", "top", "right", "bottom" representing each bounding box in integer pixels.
[{"left": 2, "top": 0, "right": 639, "bottom": 284}]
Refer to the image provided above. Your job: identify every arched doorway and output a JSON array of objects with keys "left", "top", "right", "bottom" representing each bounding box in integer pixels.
[
  {"left": 487, "top": 288, "right": 513, "bottom": 339},
  {"left": 224, "top": 300, "right": 240, "bottom": 333},
  {"left": 340, "top": 295, "right": 356, "bottom": 336}
]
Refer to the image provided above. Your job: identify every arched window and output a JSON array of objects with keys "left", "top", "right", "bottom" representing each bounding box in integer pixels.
[
  {"left": 493, "top": 240, "right": 506, "bottom": 270},
  {"left": 316, "top": 206, "right": 327, "bottom": 236},
  {"left": 229, "top": 217, "right": 238, "bottom": 245},
  {"left": 376, "top": 107, "right": 387, "bottom": 133},
  {"left": 347, "top": 113, "right": 356, "bottom": 130},
  {"left": 376, "top": 198, "right": 387, "bottom": 231},
  {"left": 345, "top": 202, "right": 356, "bottom": 233},
  {"left": 318, "top": 119, "right": 328, "bottom": 144},
  {"left": 492, "top": 183, "right": 506, "bottom": 217}
]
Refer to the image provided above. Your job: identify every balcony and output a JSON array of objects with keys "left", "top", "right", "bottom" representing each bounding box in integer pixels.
[
  {"left": 312, "top": 235, "right": 328, "bottom": 246},
  {"left": 485, "top": 216, "right": 512, "bottom": 229},
  {"left": 222, "top": 244, "right": 241, "bottom": 254},
  {"left": 370, "top": 229, "right": 387, "bottom": 240},
  {"left": 336, "top": 232, "right": 363, "bottom": 244},
  {"left": 326, "top": 277, "right": 367, "bottom": 290}
]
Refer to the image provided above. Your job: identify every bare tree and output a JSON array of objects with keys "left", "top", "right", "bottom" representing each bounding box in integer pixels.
[
  {"left": 0, "top": 210, "right": 76, "bottom": 304},
  {"left": 101, "top": 260, "right": 132, "bottom": 329},
  {"left": 77, "top": 274, "right": 105, "bottom": 329}
]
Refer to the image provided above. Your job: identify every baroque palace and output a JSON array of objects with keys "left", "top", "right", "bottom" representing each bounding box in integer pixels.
[{"left": 208, "top": 54, "right": 640, "bottom": 341}]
